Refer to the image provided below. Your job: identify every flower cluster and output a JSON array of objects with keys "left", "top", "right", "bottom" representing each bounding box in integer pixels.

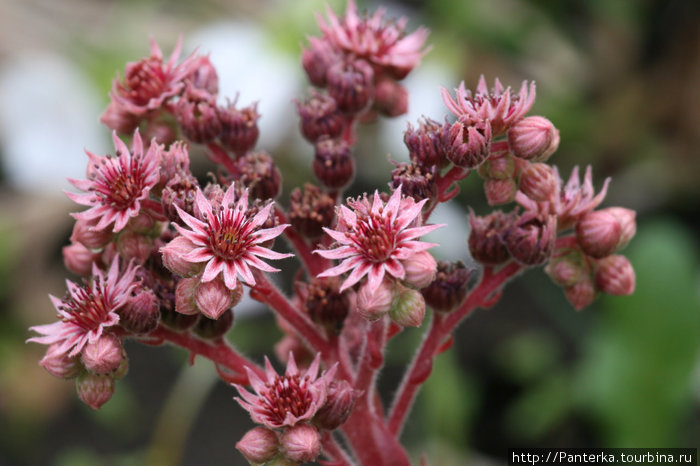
[{"left": 27, "top": 1, "right": 637, "bottom": 464}]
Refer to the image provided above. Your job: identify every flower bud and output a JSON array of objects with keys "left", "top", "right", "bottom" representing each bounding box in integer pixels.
[
  {"left": 235, "top": 151, "right": 282, "bottom": 200},
  {"left": 595, "top": 254, "right": 635, "bottom": 296},
  {"left": 602, "top": 207, "right": 636, "bottom": 250},
  {"left": 314, "top": 379, "right": 358, "bottom": 430},
  {"left": 40, "top": 344, "right": 83, "bottom": 379},
  {"left": 477, "top": 149, "right": 515, "bottom": 180},
  {"left": 119, "top": 285, "right": 160, "bottom": 334},
  {"left": 389, "top": 284, "right": 426, "bottom": 327},
  {"left": 468, "top": 210, "right": 512, "bottom": 265},
  {"left": 76, "top": 372, "right": 115, "bottom": 410},
  {"left": 507, "top": 116, "right": 559, "bottom": 161},
  {"left": 289, "top": 184, "right": 336, "bottom": 239},
  {"left": 576, "top": 210, "right": 622, "bottom": 258},
  {"left": 484, "top": 178, "right": 517, "bottom": 206},
  {"left": 175, "top": 86, "right": 221, "bottom": 144},
  {"left": 502, "top": 213, "right": 557, "bottom": 266},
  {"left": 161, "top": 173, "right": 198, "bottom": 223},
  {"left": 301, "top": 37, "right": 338, "bottom": 87},
  {"left": 443, "top": 118, "right": 491, "bottom": 168},
  {"left": 404, "top": 117, "right": 448, "bottom": 169},
  {"left": 373, "top": 78, "right": 408, "bottom": 117},
  {"left": 519, "top": 162, "right": 557, "bottom": 202},
  {"left": 63, "top": 242, "right": 100, "bottom": 276},
  {"left": 296, "top": 90, "right": 345, "bottom": 142},
  {"left": 81, "top": 334, "right": 123, "bottom": 375},
  {"left": 186, "top": 55, "right": 219, "bottom": 95},
  {"left": 116, "top": 231, "right": 153, "bottom": 264},
  {"left": 304, "top": 277, "right": 350, "bottom": 334},
  {"left": 195, "top": 278, "right": 239, "bottom": 320},
  {"left": 564, "top": 277, "right": 596, "bottom": 311},
  {"left": 70, "top": 218, "right": 113, "bottom": 250},
  {"left": 326, "top": 59, "right": 374, "bottom": 114},
  {"left": 390, "top": 162, "right": 437, "bottom": 204},
  {"left": 217, "top": 100, "right": 260, "bottom": 156},
  {"left": 161, "top": 236, "right": 202, "bottom": 277},
  {"left": 356, "top": 279, "right": 395, "bottom": 321},
  {"left": 402, "top": 251, "right": 438, "bottom": 289},
  {"left": 100, "top": 102, "right": 139, "bottom": 134},
  {"left": 159, "top": 141, "right": 190, "bottom": 186},
  {"left": 421, "top": 261, "right": 472, "bottom": 312},
  {"left": 160, "top": 304, "right": 199, "bottom": 331},
  {"left": 236, "top": 426, "right": 279, "bottom": 464},
  {"left": 142, "top": 120, "right": 177, "bottom": 146},
  {"left": 545, "top": 252, "right": 590, "bottom": 287},
  {"left": 193, "top": 308, "right": 234, "bottom": 339},
  {"left": 280, "top": 424, "right": 321, "bottom": 463},
  {"left": 313, "top": 137, "right": 355, "bottom": 189},
  {"left": 175, "top": 277, "right": 199, "bottom": 315}
]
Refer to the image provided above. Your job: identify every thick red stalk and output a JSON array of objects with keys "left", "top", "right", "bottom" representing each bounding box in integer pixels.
[{"left": 274, "top": 206, "right": 329, "bottom": 277}]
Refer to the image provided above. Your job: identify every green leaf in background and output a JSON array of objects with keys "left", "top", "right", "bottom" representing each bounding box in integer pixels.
[{"left": 575, "top": 219, "right": 700, "bottom": 445}]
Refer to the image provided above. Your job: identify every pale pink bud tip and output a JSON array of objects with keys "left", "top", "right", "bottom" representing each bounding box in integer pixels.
[
  {"left": 356, "top": 279, "right": 395, "bottom": 321},
  {"left": 81, "top": 334, "right": 124, "bottom": 375},
  {"left": 564, "top": 278, "right": 597, "bottom": 311},
  {"left": 519, "top": 162, "right": 557, "bottom": 202},
  {"left": 236, "top": 426, "right": 279, "bottom": 463},
  {"left": 402, "top": 251, "right": 438, "bottom": 289},
  {"left": 484, "top": 178, "right": 517, "bottom": 206},
  {"left": 160, "top": 236, "right": 202, "bottom": 277},
  {"left": 595, "top": 255, "right": 635, "bottom": 296},
  {"left": 280, "top": 424, "right": 321, "bottom": 463},
  {"left": 195, "top": 278, "right": 238, "bottom": 320},
  {"left": 389, "top": 285, "right": 426, "bottom": 327},
  {"left": 175, "top": 277, "right": 199, "bottom": 315},
  {"left": 76, "top": 372, "right": 115, "bottom": 410},
  {"left": 576, "top": 210, "right": 622, "bottom": 258},
  {"left": 63, "top": 242, "right": 100, "bottom": 276},
  {"left": 40, "top": 344, "right": 83, "bottom": 379},
  {"left": 508, "top": 116, "right": 559, "bottom": 161},
  {"left": 603, "top": 207, "right": 636, "bottom": 250}
]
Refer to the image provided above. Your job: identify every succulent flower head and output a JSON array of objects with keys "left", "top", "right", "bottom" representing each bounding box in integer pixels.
[
  {"left": 67, "top": 130, "right": 161, "bottom": 233},
  {"left": 28, "top": 257, "right": 139, "bottom": 357},
  {"left": 441, "top": 76, "right": 536, "bottom": 136},
  {"left": 315, "top": 186, "right": 443, "bottom": 293},
  {"left": 162, "top": 182, "right": 292, "bottom": 291},
  {"left": 234, "top": 353, "right": 337, "bottom": 429}
]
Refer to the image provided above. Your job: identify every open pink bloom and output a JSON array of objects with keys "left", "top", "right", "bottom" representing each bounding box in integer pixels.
[
  {"left": 315, "top": 186, "right": 443, "bottom": 293},
  {"left": 234, "top": 354, "right": 337, "bottom": 429},
  {"left": 164, "top": 183, "right": 292, "bottom": 291},
  {"left": 105, "top": 37, "right": 197, "bottom": 117},
  {"left": 317, "top": 0, "right": 429, "bottom": 77},
  {"left": 67, "top": 130, "right": 161, "bottom": 233},
  {"left": 28, "top": 257, "right": 139, "bottom": 358},
  {"left": 441, "top": 75, "right": 536, "bottom": 136},
  {"left": 516, "top": 165, "right": 610, "bottom": 231}
]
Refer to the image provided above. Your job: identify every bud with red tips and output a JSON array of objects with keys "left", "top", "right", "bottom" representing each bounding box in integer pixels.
[
  {"left": 443, "top": 118, "right": 491, "bottom": 168},
  {"left": 421, "top": 261, "right": 472, "bottom": 312},
  {"left": 404, "top": 117, "right": 448, "bottom": 169},
  {"left": 314, "top": 379, "right": 359, "bottom": 430},
  {"left": 63, "top": 242, "right": 100, "bottom": 276},
  {"left": 326, "top": 59, "right": 374, "bottom": 114},
  {"left": 389, "top": 284, "right": 426, "bottom": 327},
  {"left": 71, "top": 218, "right": 113, "bottom": 251},
  {"left": 595, "top": 254, "right": 635, "bottom": 295},
  {"left": 76, "top": 372, "right": 115, "bottom": 410},
  {"left": 158, "top": 141, "right": 190, "bottom": 189},
  {"left": 40, "top": 343, "right": 83, "bottom": 379},
  {"left": 468, "top": 210, "right": 513, "bottom": 265},
  {"left": 119, "top": 285, "right": 160, "bottom": 334},
  {"left": 313, "top": 137, "right": 355, "bottom": 189},
  {"left": 217, "top": 100, "right": 260, "bottom": 156},
  {"left": 502, "top": 213, "right": 557, "bottom": 266},
  {"left": 576, "top": 210, "right": 622, "bottom": 258},
  {"left": 390, "top": 162, "right": 437, "bottom": 203},
  {"left": 161, "top": 173, "right": 199, "bottom": 223},
  {"left": 81, "top": 334, "right": 124, "bottom": 375},
  {"left": 296, "top": 90, "right": 345, "bottom": 142},
  {"left": 289, "top": 184, "right": 336, "bottom": 239},
  {"left": 507, "top": 116, "right": 559, "bottom": 161},
  {"left": 235, "top": 151, "right": 282, "bottom": 200},
  {"left": 280, "top": 424, "right": 321, "bottom": 463},
  {"left": 174, "top": 85, "right": 221, "bottom": 144},
  {"left": 603, "top": 207, "right": 636, "bottom": 249},
  {"left": 402, "top": 251, "right": 438, "bottom": 289},
  {"left": 195, "top": 278, "right": 240, "bottom": 320},
  {"left": 193, "top": 308, "right": 234, "bottom": 339},
  {"left": 373, "top": 78, "right": 408, "bottom": 117},
  {"left": 484, "top": 178, "right": 518, "bottom": 206},
  {"left": 236, "top": 426, "right": 279, "bottom": 464},
  {"left": 519, "top": 162, "right": 557, "bottom": 202},
  {"left": 301, "top": 37, "right": 338, "bottom": 87},
  {"left": 564, "top": 277, "right": 597, "bottom": 310},
  {"left": 356, "top": 279, "right": 395, "bottom": 321}
]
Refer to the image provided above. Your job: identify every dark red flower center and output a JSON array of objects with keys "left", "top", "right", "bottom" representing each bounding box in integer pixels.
[
  {"left": 260, "top": 374, "right": 313, "bottom": 425},
  {"left": 351, "top": 211, "right": 398, "bottom": 262},
  {"left": 92, "top": 156, "right": 147, "bottom": 210},
  {"left": 58, "top": 281, "right": 114, "bottom": 332},
  {"left": 122, "top": 57, "right": 167, "bottom": 106},
  {"left": 207, "top": 208, "right": 255, "bottom": 260}
]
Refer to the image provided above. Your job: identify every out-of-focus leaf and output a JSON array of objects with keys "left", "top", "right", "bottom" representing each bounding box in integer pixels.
[
  {"left": 492, "top": 330, "right": 561, "bottom": 384},
  {"left": 507, "top": 371, "right": 571, "bottom": 440}
]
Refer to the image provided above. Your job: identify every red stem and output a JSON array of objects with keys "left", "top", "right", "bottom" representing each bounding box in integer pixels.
[
  {"left": 274, "top": 207, "right": 329, "bottom": 277},
  {"left": 321, "top": 431, "right": 353, "bottom": 466},
  {"left": 386, "top": 261, "right": 522, "bottom": 436},
  {"left": 206, "top": 142, "right": 239, "bottom": 175}
]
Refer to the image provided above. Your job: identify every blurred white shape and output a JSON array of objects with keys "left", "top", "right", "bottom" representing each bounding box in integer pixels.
[
  {"left": 187, "top": 22, "right": 302, "bottom": 149},
  {"left": 423, "top": 200, "right": 471, "bottom": 263},
  {"left": 0, "top": 53, "right": 107, "bottom": 193}
]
